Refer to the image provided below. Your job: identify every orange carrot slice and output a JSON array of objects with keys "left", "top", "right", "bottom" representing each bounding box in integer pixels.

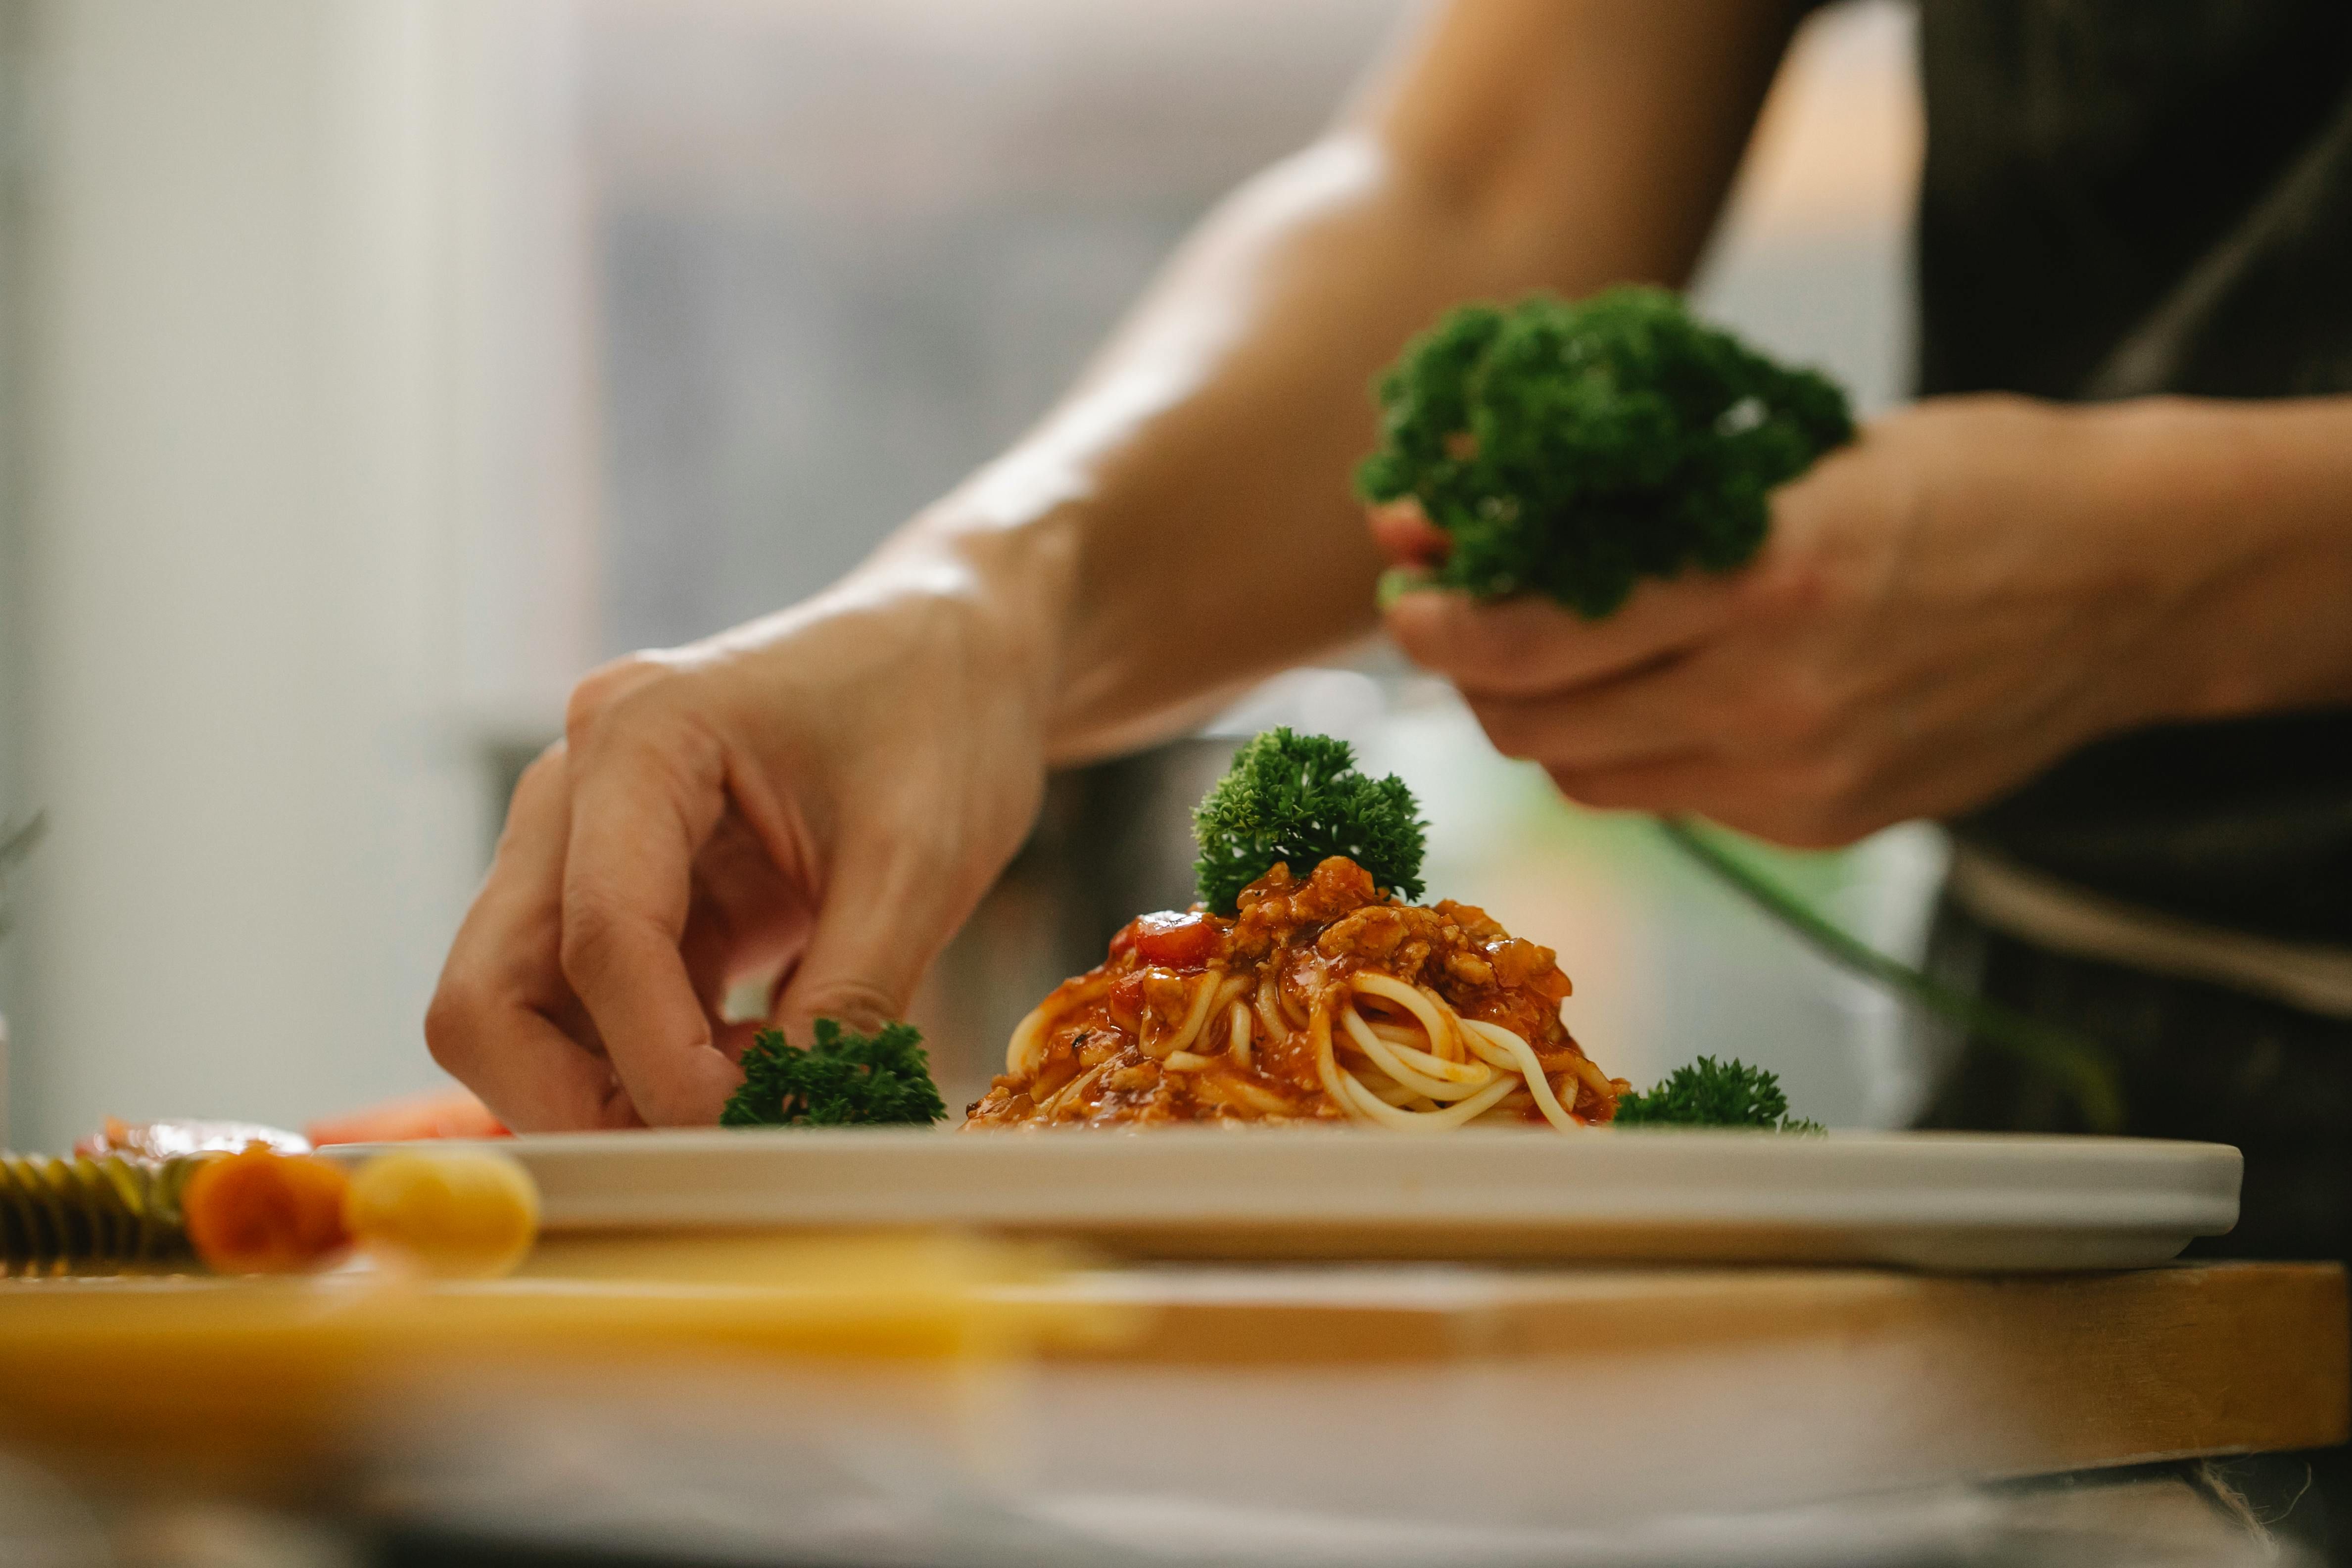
[
  {"left": 181, "top": 1146, "right": 352, "bottom": 1274},
  {"left": 306, "top": 1088, "right": 509, "bottom": 1146}
]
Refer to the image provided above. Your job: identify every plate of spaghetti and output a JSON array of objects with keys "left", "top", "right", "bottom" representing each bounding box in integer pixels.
[{"left": 329, "top": 730, "right": 2241, "bottom": 1270}]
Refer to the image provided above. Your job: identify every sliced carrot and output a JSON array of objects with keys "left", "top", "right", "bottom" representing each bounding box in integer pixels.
[
  {"left": 181, "top": 1146, "right": 351, "bottom": 1274},
  {"left": 306, "top": 1087, "right": 509, "bottom": 1146}
]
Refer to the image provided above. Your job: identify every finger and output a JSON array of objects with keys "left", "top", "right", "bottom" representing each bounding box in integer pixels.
[
  {"left": 1546, "top": 757, "right": 1874, "bottom": 852},
  {"left": 1383, "top": 573, "right": 1740, "bottom": 697},
  {"left": 673, "top": 898, "right": 797, "bottom": 1067},
  {"left": 560, "top": 721, "right": 744, "bottom": 1126},
  {"left": 1465, "top": 658, "right": 1719, "bottom": 773},
  {"left": 426, "top": 748, "right": 646, "bottom": 1132},
  {"left": 461, "top": 1000, "right": 642, "bottom": 1133},
  {"left": 676, "top": 897, "right": 742, "bottom": 1022},
  {"left": 768, "top": 836, "right": 954, "bottom": 1049},
  {"left": 1545, "top": 757, "right": 1728, "bottom": 819},
  {"left": 1366, "top": 499, "right": 1449, "bottom": 568}
]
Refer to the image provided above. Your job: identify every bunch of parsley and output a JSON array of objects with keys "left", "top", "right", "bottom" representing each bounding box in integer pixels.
[
  {"left": 1357, "top": 287, "right": 1853, "bottom": 618},
  {"left": 1614, "top": 1055, "right": 1822, "bottom": 1134},
  {"left": 1193, "top": 728, "right": 1427, "bottom": 915},
  {"left": 720, "top": 1018, "right": 946, "bottom": 1129}
]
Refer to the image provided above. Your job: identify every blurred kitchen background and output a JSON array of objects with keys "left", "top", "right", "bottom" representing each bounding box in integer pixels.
[{"left": 0, "top": 0, "right": 1933, "bottom": 1149}]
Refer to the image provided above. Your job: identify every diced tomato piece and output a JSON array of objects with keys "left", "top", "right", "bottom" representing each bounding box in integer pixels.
[
  {"left": 1108, "top": 972, "right": 1147, "bottom": 1031},
  {"left": 1129, "top": 910, "right": 1222, "bottom": 969}
]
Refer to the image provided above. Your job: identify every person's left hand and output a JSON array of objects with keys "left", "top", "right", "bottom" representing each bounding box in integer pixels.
[{"left": 1375, "top": 393, "right": 2221, "bottom": 847}]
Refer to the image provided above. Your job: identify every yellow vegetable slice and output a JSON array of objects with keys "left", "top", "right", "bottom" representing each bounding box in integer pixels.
[{"left": 344, "top": 1149, "right": 540, "bottom": 1279}]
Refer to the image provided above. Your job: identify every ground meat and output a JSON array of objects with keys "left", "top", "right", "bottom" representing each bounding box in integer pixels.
[{"left": 963, "top": 855, "right": 1612, "bottom": 1130}]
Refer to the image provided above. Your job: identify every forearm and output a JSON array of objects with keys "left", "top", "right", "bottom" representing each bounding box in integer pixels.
[
  {"left": 2076, "top": 394, "right": 2352, "bottom": 723},
  {"left": 863, "top": 0, "right": 1804, "bottom": 761}
]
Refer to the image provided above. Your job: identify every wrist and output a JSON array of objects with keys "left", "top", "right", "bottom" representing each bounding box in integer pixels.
[
  {"left": 898, "top": 442, "right": 1270, "bottom": 765},
  {"left": 863, "top": 475, "right": 1086, "bottom": 738},
  {"left": 2082, "top": 396, "right": 2352, "bottom": 723}
]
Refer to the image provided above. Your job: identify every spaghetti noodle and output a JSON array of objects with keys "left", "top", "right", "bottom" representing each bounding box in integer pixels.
[{"left": 964, "top": 855, "right": 1626, "bottom": 1131}]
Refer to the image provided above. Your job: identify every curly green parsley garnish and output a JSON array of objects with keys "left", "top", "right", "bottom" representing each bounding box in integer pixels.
[
  {"left": 720, "top": 1018, "right": 947, "bottom": 1128},
  {"left": 1193, "top": 728, "right": 1428, "bottom": 915},
  {"left": 1614, "top": 1055, "right": 1823, "bottom": 1134},
  {"left": 1356, "top": 286, "right": 1854, "bottom": 618}
]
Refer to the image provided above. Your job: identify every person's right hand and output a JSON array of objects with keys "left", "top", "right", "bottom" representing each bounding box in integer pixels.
[{"left": 424, "top": 578, "right": 1051, "bottom": 1129}]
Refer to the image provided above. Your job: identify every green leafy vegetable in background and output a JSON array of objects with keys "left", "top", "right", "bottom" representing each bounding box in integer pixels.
[
  {"left": 1193, "top": 728, "right": 1428, "bottom": 915},
  {"left": 1615, "top": 1055, "right": 1822, "bottom": 1134},
  {"left": 1357, "top": 286, "right": 1854, "bottom": 618},
  {"left": 720, "top": 1018, "right": 947, "bottom": 1128}
]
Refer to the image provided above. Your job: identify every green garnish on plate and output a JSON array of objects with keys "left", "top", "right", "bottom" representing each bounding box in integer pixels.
[
  {"left": 1192, "top": 727, "right": 1427, "bottom": 915},
  {"left": 720, "top": 1018, "right": 946, "bottom": 1129},
  {"left": 1615, "top": 1055, "right": 1822, "bottom": 1134}
]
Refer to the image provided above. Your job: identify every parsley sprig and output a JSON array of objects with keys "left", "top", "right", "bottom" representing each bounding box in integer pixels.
[
  {"left": 720, "top": 1018, "right": 946, "bottom": 1129},
  {"left": 1615, "top": 1055, "right": 1822, "bottom": 1134},
  {"left": 1193, "top": 728, "right": 1427, "bottom": 914}
]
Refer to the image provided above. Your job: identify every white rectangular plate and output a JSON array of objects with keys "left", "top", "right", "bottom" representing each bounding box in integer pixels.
[{"left": 328, "top": 1128, "right": 2241, "bottom": 1272}]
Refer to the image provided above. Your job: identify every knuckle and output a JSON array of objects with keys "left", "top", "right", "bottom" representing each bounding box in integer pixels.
[
  {"left": 565, "top": 653, "right": 670, "bottom": 747},
  {"left": 1735, "top": 542, "right": 1832, "bottom": 629},
  {"left": 423, "top": 981, "right": 484, "bottom": 1073}
]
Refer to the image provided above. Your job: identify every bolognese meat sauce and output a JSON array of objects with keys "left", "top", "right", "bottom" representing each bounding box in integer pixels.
[{"left": 964, "top": 855, "right": 1623, "bottom": 1131}]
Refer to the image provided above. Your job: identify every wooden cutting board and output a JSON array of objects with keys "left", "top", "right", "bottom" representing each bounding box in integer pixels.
[{"left": 0, "top": 1244, "right": 2340, "bottom": 1517}]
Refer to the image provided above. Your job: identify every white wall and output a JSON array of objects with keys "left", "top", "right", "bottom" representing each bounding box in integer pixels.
[
  {"left": 0, "top": 1, "right": 35, "bottom": 1135},
  {"left": 9, "top": 0, "right": 508, "bottom": 1149}
]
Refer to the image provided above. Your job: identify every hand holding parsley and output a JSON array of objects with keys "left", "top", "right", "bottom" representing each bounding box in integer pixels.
[
  {"left": 1359, "top": 287, "right": 1852, "bottom": 618},
  {"left": 1366, "top": 292, "right": 2215, "bottom": 851}
]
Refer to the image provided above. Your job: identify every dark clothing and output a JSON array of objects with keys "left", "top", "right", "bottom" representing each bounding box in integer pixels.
[
  {"left": 1917, "top": 902, "right": 2352, "bottom": 1264},
  {"left": 1918, "top": 0, "right": 2352, "bottom": 404},
  {"left": 1911, "top": 7, "right": 2352, "bottom": 1556},
  {"left": 1917, "top": 0, "right": 2352, "bottom": 946}
]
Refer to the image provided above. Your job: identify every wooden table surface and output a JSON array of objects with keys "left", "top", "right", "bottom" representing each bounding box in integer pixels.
[
  {"left": 0, "top": 1246, "right": 2343, "bottom": 1535},
  {"left": 1051, "top": 1260, "right": 2348, "bottom": 1429}
]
